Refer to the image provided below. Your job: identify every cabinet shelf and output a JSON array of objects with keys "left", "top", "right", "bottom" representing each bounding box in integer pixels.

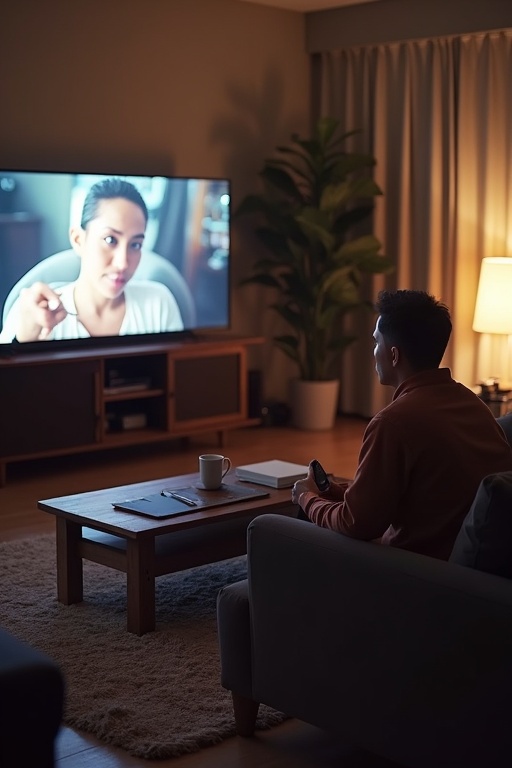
[
  {"left": 103, "top": 388, "right": 165, "bottom": 402},
  {"left": 0, "top": 335, "right": 264, "bottom": 485},
  {"left": 101, "top": 428, "right": 171, "bottom": 446}
]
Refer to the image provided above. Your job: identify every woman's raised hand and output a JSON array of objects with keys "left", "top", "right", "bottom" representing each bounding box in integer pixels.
[{"left": 15, "top": 283, "right": 69, "bottom": 342}]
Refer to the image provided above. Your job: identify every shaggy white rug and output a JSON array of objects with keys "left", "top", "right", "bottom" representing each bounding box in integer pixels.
[{"left": 0, "top": 534, "right": 285, "bottom": 759}]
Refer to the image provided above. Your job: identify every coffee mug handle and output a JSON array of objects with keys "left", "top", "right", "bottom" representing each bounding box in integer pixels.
[{"left": 222, "top": 457, "right": 232, "bottom": 478}]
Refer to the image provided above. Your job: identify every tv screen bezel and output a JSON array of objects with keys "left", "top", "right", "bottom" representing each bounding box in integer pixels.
[{"left": 0, "top": 168, "right": 232, "bottom": 358}]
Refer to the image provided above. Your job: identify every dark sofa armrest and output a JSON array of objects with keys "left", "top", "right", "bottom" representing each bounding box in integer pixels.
[
  {"left": 217, "top": 578, "right": 252, "bottom": 698},
  {"left": 245, "top": 513, "right": 512, "bottom": 768},
  {"left": 0, "top": 628, "right": 65, "bottom": 768}
]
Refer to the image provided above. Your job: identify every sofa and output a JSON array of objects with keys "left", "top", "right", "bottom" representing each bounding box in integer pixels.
[
  {"left": 0, "top": 627, "right": 65, "bottom": 768},
  {"left": 217, "top": 412, "right": 512, "bottom": 768}
]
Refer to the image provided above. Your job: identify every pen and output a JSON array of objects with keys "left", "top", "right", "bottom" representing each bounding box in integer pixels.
[{"left": 161, "top": 490, "right": 197, "bottom": 507}]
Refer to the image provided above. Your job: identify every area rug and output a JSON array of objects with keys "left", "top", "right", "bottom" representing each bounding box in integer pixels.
[{"left": 0, "top": 534, "right": 285, "bottom": 759}]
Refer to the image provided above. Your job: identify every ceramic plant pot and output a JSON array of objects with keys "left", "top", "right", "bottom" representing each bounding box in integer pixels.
[{"left": 290, "top": 378, "right": 340, "bottom": 431}]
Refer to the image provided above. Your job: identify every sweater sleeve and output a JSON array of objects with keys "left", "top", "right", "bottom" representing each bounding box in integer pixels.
[{"left": 299, "top": 413, "right": 409, "bottom": 540}]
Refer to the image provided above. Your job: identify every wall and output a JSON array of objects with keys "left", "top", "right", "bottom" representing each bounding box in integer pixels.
[
  {"left": 0, "top": 0, "right": 310, "bottom": 401},
  {"left": 9, "top": 1, "right": 509, "bottom": 405}
]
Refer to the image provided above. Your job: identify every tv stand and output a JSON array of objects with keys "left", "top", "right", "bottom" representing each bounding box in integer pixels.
[{"left": 0, "top": 335, "right": 264, "bottom": 486}]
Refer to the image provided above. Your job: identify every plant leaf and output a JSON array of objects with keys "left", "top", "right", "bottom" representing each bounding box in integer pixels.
[{"left": 260, "top": 166, "right": 303, "bottom": 203}]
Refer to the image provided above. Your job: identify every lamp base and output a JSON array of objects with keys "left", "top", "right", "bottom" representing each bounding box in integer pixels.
[
  {"left": 478, "top": 378, "right": 512, "bottom": 417},
  {"left": 476, "top": 334, "right": 512, "bottom": 392}
]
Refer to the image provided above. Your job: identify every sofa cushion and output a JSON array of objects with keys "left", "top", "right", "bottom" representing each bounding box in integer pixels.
[
  {"left": 449, "top": 472, "right": 512, "bottom": 578},
  {"left": 497, "top": 412, "right": 512, "bottom": 448}
]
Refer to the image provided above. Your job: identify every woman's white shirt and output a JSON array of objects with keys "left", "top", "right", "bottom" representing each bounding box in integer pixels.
[{"left": 0, "top": 279, "right": 184, "bottom": 342}]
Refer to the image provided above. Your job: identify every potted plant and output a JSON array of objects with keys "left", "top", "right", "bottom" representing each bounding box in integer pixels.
[{"left": 236, "top": 116, "right": 394, "bottom": 429}]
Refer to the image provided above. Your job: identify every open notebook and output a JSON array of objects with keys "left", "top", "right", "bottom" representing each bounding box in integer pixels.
[{"left": 112, "top": 483, "right": 270, "bottom": 519}]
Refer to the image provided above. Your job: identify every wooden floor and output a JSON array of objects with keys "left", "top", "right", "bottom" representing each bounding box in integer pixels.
[{"left": 1, "top": 416, "right": 400, "bottom": 767}]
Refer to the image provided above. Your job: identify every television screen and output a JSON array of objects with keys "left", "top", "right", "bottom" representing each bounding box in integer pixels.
[{"left": 0, "top": 170, "right": 230, "bottom": 354}]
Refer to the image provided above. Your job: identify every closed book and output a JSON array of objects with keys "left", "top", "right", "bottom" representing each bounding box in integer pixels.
[
  {"left": 121, "top": 413, "right": 147, "bottom": 430},
  {"left": 235, "top": 459, "right": 309, "bottom": 488}
]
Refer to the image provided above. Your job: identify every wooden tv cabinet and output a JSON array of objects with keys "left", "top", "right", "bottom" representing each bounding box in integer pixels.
[{"left": 0, "top": 334, "right": 263, "bottom": 486}]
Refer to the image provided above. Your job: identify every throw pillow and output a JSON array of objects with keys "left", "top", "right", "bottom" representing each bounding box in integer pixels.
[{"left": 449, "top": 472, "right": 512, "bottom": 578}]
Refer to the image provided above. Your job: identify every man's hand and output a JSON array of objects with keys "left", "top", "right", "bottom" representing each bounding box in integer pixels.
[
  {"left": 292, "top": 462, "right": 346, "bottom": 506},
  {"left": 291, "top": 464, "right": 317, "bottom": 505}
]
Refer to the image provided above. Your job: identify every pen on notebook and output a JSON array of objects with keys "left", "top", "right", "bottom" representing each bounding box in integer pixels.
[{"left": 161, "top": 490, "right": 197, "bottom": 507}]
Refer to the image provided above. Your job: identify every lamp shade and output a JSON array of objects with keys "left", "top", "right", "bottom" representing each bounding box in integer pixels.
[{"left": 473, "top": 257, "right": 512, "bottom": 334}]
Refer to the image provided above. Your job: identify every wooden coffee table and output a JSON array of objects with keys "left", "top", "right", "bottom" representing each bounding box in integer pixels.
[{"left": 38, "top": 469, "right": 296, "bottom": 635}]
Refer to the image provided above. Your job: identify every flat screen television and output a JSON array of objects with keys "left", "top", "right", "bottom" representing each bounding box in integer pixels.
[{"left": 0, "top": 170, "right": 231, "bottom": 356}]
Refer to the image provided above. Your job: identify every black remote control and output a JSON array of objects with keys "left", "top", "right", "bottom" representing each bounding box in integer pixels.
[{"left": 311, "top": 459, "right": 330, "bottom": 493}]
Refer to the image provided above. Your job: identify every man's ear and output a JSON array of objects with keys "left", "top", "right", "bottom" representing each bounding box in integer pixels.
[
  {"left": 391, "top": 346, "right": 400, "bottom": 367},
  {"left": 69, "top": 226, "right": 84, "bottom": 255}
]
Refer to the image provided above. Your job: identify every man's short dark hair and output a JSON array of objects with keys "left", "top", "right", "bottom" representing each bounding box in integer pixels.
[{"left": 375, "top": 290, "right": 452, "bottom": 370}]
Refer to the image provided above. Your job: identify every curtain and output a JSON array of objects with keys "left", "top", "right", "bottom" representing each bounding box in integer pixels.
[{"left": 313, "top": 30, "right": 512, "bottom": 417}]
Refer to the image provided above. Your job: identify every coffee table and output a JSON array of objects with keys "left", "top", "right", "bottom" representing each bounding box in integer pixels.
[{"left": 38, "top": 469, "right": 296, "bottom": 635}]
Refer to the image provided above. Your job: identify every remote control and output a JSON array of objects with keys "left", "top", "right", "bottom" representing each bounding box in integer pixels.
[{"left": 311, "top": 459, "right": 330, "bottom": 493}]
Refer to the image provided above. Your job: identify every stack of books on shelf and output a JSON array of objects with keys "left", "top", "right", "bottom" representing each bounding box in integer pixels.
[
  {"left": 105, "top": 412, "right": 148, "bottom": 433},
  {"left": 104, "top": 371, "right": 152, "bottom": 395}
]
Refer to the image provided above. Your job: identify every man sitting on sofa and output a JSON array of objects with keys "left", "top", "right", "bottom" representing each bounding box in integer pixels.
[{"left": 292, "top": 289, "right": 512, "bottom": 560}]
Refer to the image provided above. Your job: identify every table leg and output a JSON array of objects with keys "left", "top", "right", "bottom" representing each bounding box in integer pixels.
[
  {"left": 126, "top": 538, "right": 156, "bottom": 635},
  {"left": 55, "top": 517, "right": 83, "bottom": 604}
]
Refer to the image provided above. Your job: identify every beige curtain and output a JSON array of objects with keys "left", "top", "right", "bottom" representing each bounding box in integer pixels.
[{"left": 313, "top": 30, "right": 512, "bottom": 417}]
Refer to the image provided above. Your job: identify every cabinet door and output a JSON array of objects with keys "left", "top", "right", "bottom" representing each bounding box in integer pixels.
[
  {"left": 0, "top": 360, "right": 99, "bottom": 458},
  {"left": 171, "top": 351, "right": 245, "bottom": 429}
]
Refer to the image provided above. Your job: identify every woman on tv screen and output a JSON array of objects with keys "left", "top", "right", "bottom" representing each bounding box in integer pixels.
[{"left": 0, "top": 178, "right": 184, "bottom": 343}]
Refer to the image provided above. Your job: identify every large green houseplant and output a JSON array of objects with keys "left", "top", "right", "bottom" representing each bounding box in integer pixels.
[{"left": 237, "top": 117, "right": 394, "bottom": 386}]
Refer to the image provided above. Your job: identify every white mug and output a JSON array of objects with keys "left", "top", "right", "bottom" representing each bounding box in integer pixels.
[{"left": 199, "top": 454, "right": 232, "bottom": 490}]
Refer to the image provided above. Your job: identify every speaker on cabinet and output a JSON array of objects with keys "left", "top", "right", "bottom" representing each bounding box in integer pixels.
[{"left": 247, "top": 369, "right": 263, "bottom": 419}]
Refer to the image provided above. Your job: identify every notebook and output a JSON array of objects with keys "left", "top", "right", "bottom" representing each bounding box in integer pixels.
[
  {"left": 112, "top": 483, "right": 270, "bottom": 519},
  {"left": 235, "top": 460, "right": 309, "bottom": 488}
]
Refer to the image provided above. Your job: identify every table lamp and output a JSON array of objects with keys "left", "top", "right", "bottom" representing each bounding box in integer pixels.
[{"left": 473, "top": 256, "right": 512, "bottom": 394}]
